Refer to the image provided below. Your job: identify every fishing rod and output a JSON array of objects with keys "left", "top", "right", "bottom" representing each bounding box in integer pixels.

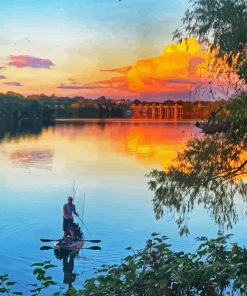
[
  {"left": 72, "top": 179, "right": 78, "bottom": 201},
  {"left": 82, "top": 193, "right": 85, "bottom": 230},
  {"left": 72, "top": 181, "right": 91, "bottom": 236},
  {"left": 77, "top": 215, "right": 91, "bottom": 236}
]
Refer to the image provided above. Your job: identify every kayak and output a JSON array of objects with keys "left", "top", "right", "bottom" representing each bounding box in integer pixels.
[
  {"left": 54, "top": 222, "right": 84, "bottom": 251},
  {"left": 54, "top": 238, "right": 83, "bottom": 251}
]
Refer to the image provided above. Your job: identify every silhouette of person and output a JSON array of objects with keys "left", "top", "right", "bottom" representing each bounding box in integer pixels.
[
  {"left": 63, "top": 253, "right": 76, "bottom": 286},
  {"left": 54, "top": 249, "right": 78, "bottom": 294}
]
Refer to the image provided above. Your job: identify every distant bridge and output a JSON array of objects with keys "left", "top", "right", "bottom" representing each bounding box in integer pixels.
[{"left": 131, "top": 103, "right": 183, "bottom": 119}]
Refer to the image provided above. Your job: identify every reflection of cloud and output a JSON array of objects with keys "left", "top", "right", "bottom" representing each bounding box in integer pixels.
[
  {"left": 55, "top": 122, "right": 194, "bottom": 170},
  {"left": 9, "top": 55, "right": 54, "bottom": 69},
  {"left": 57, "top": 83, "right": 106, "bottom": 90},
  {"left": 117, "top": 124, "right": 195, "bottom": 169},
  {"left": 4, "top": 81, "right": 22, "bottom": 86},
  {"left": 11, "top": 149, "right": 54, "bottom": 170}
]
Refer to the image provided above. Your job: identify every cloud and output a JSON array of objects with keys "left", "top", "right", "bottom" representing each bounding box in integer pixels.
[
  {"left": 0, "top": 75, "right": 6, "bottom": 79},
  {"left": 0, "top": 67, "right": 5, "bottom": 70},
  {"left": 9, "top": 55, "right": 55, "bottom": 69},
  {"left": 189, "top": 57, "right": 205, "bottom": 70},
  {"left": 167, "top": 78, "right": 198, "bottom": 84},
  {"left": 100, "top": 66, "right": 132, "bottom": 74},
  {"left": 67, "top": 78, "right": 79, "bottom": 84},
  {"left": 122, "top": 38, "right": 208, "bottom": 94},
  {"left": 57, "top": 83, "right": 106, "bottom": 90},
  {"left": 4, "top": 81, "right": 22, "bottom": 86},
  {"left": 87, "top": 38, "right": 208, "bottom": 98},
  {"left": 84, "top": 38, "right": 234, "bottom": 100}
]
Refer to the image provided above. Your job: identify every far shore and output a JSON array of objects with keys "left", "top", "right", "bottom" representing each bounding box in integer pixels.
[{"left": 55, "top": 118, "right": 198, "bottom": 124}]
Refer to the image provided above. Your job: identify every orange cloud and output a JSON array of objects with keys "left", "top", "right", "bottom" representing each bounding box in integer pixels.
[
  {"left": 1, "top": 38, "right": 238, "bottom": 99},
  {"left": 84, "top": 38, "right": 237, "bottom": 100},
  {"left": 126, "top": 39, "right": 206, "bottom": 92}
]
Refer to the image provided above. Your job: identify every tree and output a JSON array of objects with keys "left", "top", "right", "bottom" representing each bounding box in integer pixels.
[
  {"left": 149, "top": 87, "right": 247, "bottom": 235},
  {"left": 148, "top": 0, "right": 247, "bottom": 235},
  {"left": 173, "top": 0, "right": 247, "bottom": 82},
  {"left": 80, "top": 234, "right": 247, "bottom": 296}
]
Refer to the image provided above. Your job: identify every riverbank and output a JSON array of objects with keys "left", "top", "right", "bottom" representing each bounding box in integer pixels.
[{"left": 55, "top": 118, "right": 198, "bottom": 124}]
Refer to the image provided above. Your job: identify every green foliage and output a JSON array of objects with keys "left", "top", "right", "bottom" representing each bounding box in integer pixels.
[
  {"left": 225, "top": 91, "right": 247, "bottom": 141},
  {"left": 79, "top": 234, "right": 247, "bottom": 296},
  {"left": 238, "top": 60, "right": 247, "bottom": 83},
  {"left": 148, "top": 91, "right": 247, "bottom": 235},
  {"left": 174, "top": 0, "right": 247, "bottom": 69},
  {"left": 0, "top": 92, "right": 56, "bottom": 142},
  {"left": 0, "top": 92, "right": 54, "bottom": 126},
  {"left": 169, "top": 0, "right": 247, "bottom": 233},
  {"left": 0, "top": 91, "right": 226, "bottom": 122},
  {"left": 0, "top": 274, "right": 23, "bottom": 295},
  {"left": 0, "top": 261, "right": 57, "bottom": 296},
  {"left": 30, "top": 261, "right": 57, "bottom": 296},
  {"left": 1, "top": 236, "right": 247, "bottom": 295}
]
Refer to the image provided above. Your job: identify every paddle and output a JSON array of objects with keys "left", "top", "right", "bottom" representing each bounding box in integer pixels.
[
  {"left": 40, "top": 245, "right": 101, "bottom": 251},
  {"left": 40, "top": 239, "right": 101, "bottom": 243}
]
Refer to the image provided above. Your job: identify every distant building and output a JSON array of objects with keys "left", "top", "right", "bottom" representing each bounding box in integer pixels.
[{"left": 131, "top": 103, "right": 183, "bottom": 119}]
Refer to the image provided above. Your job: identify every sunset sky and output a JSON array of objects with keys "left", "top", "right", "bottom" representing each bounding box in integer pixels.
[{"left": 0, "top": 0, "right": 231, "bottom": 100}]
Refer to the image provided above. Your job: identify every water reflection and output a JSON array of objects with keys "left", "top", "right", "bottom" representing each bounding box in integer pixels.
[
  {"left": 0, "top": 120, "right": 43, "bottom": 142},
  {"left": 0, "top": 121, "right": 195, "bottom": 183},
  {"left": 149, "top": 132, "right": 247, "bottom": 235},
  {"left": 54, "top": 249, "right": 78, "bottom": 294},
  {"left": 11, "top": 149, "right": 53, "bottom": 170},
  {"left": 53, "top": 121, "right": 194, "bottom": 170},
  {"left": 2, "top": 120, "right": 246, "bottom": 236},
  {"left": 1, "top": 119, "right": 247, "bottom": 290}
]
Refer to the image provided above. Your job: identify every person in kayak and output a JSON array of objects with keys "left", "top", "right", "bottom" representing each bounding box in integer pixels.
[{"left": 63, "top": 196, "right": 79, "bottom": 240}]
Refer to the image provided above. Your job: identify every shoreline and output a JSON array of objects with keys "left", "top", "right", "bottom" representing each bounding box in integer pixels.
[{"left": 55, "top": 118, "right": 198, "bottom": 124}]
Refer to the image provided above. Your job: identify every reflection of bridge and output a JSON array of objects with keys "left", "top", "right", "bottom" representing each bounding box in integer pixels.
[{"left": 131, "top": 103, "right": 183, "bottom": 119}]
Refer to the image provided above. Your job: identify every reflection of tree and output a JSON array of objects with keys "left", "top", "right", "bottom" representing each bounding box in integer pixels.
[
  {"left": 148, "top": 93, "right": 247, "bottom": 235},
  {"left": 0, "top": 120, "right": 42, "bottom": 142}
]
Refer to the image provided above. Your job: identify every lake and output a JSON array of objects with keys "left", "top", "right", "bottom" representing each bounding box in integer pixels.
[{"left": 0, "top": 120, "right": 246, "bottom": 294}]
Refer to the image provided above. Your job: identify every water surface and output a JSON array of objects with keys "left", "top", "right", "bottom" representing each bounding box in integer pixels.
[{"left": 0, "top": 120, "right": 246, "bottom": 293}]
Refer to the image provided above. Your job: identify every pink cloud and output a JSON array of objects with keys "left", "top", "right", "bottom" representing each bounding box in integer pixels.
[
  {"left": 4, "top": 81, "right": 22, "bottom": 86},
  {"left": 57, "top": 83, "right": 106, "bottom": 90},
  {"left": 189, "top": 57, "right": 205, "bottom": 69},
  {"left": 0, "top": 75, "right": 6, "bottom": 79},
  {"left": 166, "top": 78, "right": 198, "bottom": 84},
  {"left": 9, "top": 55, "right": 54, "bottom": 69},
  {"left": 100, "top": 66, "right": 132, "bottom": 74}
]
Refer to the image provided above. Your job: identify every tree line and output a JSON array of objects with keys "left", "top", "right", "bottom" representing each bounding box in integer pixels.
[
  {"left": 0, "top": 92, "right": 227, "bottom": 121},
  {"left": 0, "top": 92, "right": 54, "bottom": 126}
]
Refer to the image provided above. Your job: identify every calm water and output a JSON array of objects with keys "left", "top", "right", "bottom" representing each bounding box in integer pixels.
[{"left": 0, "top": 120, "right": 246, "bottom": 293}]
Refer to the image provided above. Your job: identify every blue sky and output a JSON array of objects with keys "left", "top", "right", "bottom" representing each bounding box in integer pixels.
[
  {"left": 0, "top": 0, "right": 194, "bottom": 98},
  {"left": 0, "top": 0, "right": 188, "bottom": 58}
]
